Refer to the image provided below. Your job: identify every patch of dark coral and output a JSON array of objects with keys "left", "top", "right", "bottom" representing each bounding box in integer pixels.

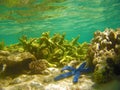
[
  {"left": 3, "top": 59, "right": 32, "bottom": 77},
  {"left": 107, "top": 58, "right": 120, "bottom": 75},
  {"left": 0, "top": 51, "right": 36, "bottom": 78}
]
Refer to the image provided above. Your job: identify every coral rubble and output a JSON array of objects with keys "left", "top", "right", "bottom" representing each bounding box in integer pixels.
[{"left": 87, "top": 28, "right": 120, "bottom": 83}]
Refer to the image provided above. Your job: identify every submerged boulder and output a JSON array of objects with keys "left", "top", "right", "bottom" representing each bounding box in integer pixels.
[{"left": 0, "top": 51, "right": 36, "bottom": 76}]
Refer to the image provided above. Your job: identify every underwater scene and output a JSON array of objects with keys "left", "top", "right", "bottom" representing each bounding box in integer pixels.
[{"left": 0, "top": 0, "right": 120, "bottom": 90}]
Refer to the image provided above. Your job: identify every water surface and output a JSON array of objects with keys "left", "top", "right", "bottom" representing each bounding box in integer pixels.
[{"left": 0, "top": 0, "right": 120, "bottom": 45}]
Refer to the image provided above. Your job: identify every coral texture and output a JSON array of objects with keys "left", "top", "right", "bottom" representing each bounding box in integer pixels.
[
  {"left": 87, "top": 28, "right": 120, "bottom": 83},
  {"left": 29, "top": 59, "right": 49, "bottom": 74},
  {"left": 19, "top": 32, "right": 88, "bottom": 66}
]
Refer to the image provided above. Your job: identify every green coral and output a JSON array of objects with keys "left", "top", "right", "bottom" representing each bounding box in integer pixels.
[
  {"left": 4, "top": 43, "right": 24, "bottom": 52},
  {"left": 18, "top": 32, "right": 89, "bottom": 66},
  {"left": 0, "top": 41, "right": 5, "bottom": 50}
]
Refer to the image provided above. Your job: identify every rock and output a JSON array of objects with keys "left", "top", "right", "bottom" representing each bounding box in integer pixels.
[
  {"left": 7, "top": 52, "right": 36, "bottom": 63},
  {"left": 0, "top": 69, "right": 120, "bottom": 90},
  {"left": 0, "top": 50, "right": 10, "bottom": 56},
  {"left": 45, "top": 75, "right": 94, "bottom": 90},
  {"left": 1, "top": 74, "right": 45, "bottom": 90},
  {"left": 45, "top": 83, "right": 71, "bottom": 90},
  {"left": 30, "top": 81, "right": 44, "bottom": 90},
  {"left": 47, "top": 67, "right": 60, "bottom": 74},
  {"left": 0, "top": 51, "right": 36, "bottom": 76}
]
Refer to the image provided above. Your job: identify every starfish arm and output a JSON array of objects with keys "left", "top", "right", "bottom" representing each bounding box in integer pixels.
[
  {"left": 61, "top": 66, "right": 76, "bottom": 72},
  {"left": 54, "top": 71, "right": 74, "bottom": 81},
  {"left": 73, "top": 71, "right": 81, "bottom": 83},
  {"left": 77, "top": 62, "right": 86, "bottom": 71},
  {"left": 82, "top": 68, "right": 91, "bottom": 72}
]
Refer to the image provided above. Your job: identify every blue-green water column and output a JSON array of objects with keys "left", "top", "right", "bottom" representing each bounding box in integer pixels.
[{"left": 0, "top": 0, "right": 120, "bottom": 45}]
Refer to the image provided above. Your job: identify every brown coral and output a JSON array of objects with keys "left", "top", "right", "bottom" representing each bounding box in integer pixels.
[
  {"left": 29, "top": 59, "right": 49, "bottom": 74},
  {"left": 87, "top": 28, "right": 120, "bottom": 83}
]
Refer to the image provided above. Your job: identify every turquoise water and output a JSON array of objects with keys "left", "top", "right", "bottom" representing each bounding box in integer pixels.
[{"left": 0, "top": 0, "right": 120, "bottom": 45}]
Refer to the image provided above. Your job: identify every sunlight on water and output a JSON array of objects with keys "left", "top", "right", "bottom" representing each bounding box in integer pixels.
[{"left": 0, "top": 0, "right": 120, "bottom": 45}]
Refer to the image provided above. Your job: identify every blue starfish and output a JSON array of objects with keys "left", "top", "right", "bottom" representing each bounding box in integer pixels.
[{"left": 54, "top": 62, "right": 91, "bottom": 83}]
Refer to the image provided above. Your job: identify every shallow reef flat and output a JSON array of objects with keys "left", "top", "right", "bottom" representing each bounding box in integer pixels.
[{"left": 0, "top": 28, "right": 120, "bottom": 90}]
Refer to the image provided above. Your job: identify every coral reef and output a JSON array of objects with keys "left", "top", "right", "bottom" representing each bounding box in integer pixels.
[
  {"left": 19, "top": 32, "right": 89, "bottom": 66},
  {"left": 1, "top": 29, "right": 120, "bottom": 89},
  {"left": 0, "top": 32, "right": 89, "bottom": 79},
  {"left": 87, "top": 28, "right": 120, "bottom": 83}
]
